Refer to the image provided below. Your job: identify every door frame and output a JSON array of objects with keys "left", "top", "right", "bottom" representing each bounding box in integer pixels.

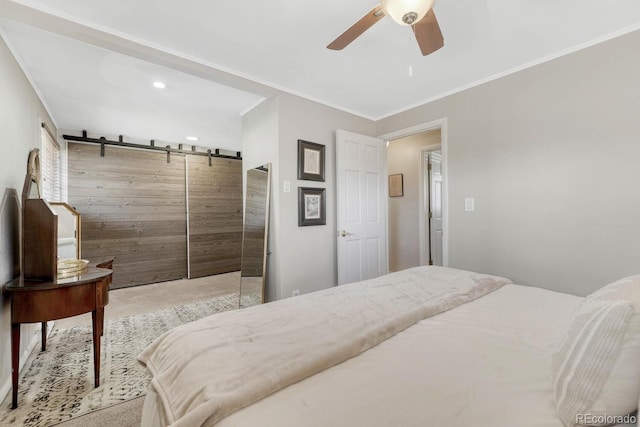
[{"left": 378, "top": 117, "right": 449, "bottom": 267}]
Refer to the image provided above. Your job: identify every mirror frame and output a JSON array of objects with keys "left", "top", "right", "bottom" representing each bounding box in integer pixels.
[
  {"left": 50, "top": 202, "right": 81, "bottom": 260},
  {"left": 239, "top": 163, "right": 271, "bottom": 307}
]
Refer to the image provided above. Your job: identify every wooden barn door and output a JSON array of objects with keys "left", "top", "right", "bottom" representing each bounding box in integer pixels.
[
  {"left": 187, "top": 156, "right": 243, "bottom": 278},
  {"left": 68, "top": 142, "right": 244, "bottom": 288},
  {"left": 68, "top": 143, "right": 188, "bottom": 288}
]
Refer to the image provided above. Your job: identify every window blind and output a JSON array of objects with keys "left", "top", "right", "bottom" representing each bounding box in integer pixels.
[{"left": 40, "top": 124, "right": 62, "bottom": 202}]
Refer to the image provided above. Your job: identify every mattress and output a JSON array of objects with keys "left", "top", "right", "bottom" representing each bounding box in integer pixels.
[{"left": 142, "top": 283, "right": 587, "bottom": 427}]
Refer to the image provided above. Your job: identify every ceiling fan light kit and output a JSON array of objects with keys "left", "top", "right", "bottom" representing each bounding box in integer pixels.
[
  {"left": 327, "top": 0, "right": 443, "bottom": 56},
  {"left": 381, "top": 0, "right": 435, "bottom": 25}
]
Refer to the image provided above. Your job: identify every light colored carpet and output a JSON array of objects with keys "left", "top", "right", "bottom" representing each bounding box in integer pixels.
[
  {"left": 50, "top": 397, "right": 144, "bottom": 427},
  {"left": 0, "top": 280, "right": 242, "bottom": 427},
  {"left": 55, "top": 272, "right": 241, "bottom": 330}
]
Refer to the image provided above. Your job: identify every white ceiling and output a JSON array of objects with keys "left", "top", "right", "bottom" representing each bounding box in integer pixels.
[{"left": 1, "top": 0, "right": 640, "bottom": 151}]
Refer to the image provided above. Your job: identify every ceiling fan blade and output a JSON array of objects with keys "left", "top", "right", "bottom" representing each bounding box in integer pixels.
[
  {"left": 413, "top": 9, "right": 444, "bottom": 56},
  {"left": 327, "top": 5, "right": 385, "bottom": 50}
]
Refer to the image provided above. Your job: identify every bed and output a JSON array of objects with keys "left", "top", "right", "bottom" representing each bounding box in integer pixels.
[{"left": 137, "top": 266, "right": 640, "bottom": 427}]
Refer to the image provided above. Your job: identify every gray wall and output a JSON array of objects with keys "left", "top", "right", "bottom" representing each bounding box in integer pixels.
[
  {"left": 377, "top": 29, "right": 640, "bottom": 296},
  {"left": 388, "top": 130, "right": 440, "bottom": 272},
  {"left": 242, "top": 98, "right": 280, "bottom": 301},
  {"left": 0, "top": 34, "right": 57, "bottom": 398},
  {"left": 276, "top": 95, "right": 375, "bottom": 298},
  {"left": 243, "top": 93, "right": 376, "bottom": 300}
]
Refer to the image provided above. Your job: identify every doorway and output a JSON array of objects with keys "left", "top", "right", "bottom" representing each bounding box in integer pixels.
[{"left": 381, "top": 119, "right": 448, "bottom": 272}]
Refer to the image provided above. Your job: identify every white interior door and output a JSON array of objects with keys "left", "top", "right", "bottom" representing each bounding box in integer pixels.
[
  {"left": 429, "top": 151, "right": 443, "bottom": 266},
  {"left": 336, "top": 130, "right": 387, "bottom": 285}
]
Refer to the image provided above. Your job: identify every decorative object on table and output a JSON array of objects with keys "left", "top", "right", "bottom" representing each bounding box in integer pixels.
[
  {"left": 389, "top": 173, "right": 404, "bottom": 197},
  {"left": 298, "top": 187, "right": 326, "bottom": 226},
  {"left": 57, "top": 258, "right": 90, "bottom": 277},
  {"left": 22, "top": 149, "right": 58, "bottom": 281},
  {"left": 24, "top": 148, "right": 41, "bottom": 198},
  {"left": 297, "top": 139, "right": 325, "bottom": 182}
]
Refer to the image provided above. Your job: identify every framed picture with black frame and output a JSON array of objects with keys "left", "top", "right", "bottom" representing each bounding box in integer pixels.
[
  {"left": 298, "top": 187, "right": 326, "bottom": 226},
  {"left": 297, "top": 139, "right": 325, "bottom": 182}
]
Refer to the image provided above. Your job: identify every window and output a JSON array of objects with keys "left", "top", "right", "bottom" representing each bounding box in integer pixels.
[{"left": 40, "top": 123, "right": 65, "bottom": 201}]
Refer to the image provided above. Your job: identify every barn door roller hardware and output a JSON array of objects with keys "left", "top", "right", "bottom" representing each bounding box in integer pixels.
[{"left": 64, "top": 131, "right": 242, "bottom": 164}]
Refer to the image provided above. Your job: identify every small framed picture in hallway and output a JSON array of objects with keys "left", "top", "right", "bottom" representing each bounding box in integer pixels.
[{"left": 389, "top": 173, "right": 403, "bottom": 197}]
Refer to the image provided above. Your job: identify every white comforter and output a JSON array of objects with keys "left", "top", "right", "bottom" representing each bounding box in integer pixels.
[
  {"left": 138, "top": 266, "right": 510, "bottom": 427},
  {"left": 212, "top": 284, "right": 583, "bottom": 427}
]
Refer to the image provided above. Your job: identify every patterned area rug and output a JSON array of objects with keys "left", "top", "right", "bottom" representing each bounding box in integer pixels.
[{"left": 0, "top": 293, "right": 240, "bottom": 427}]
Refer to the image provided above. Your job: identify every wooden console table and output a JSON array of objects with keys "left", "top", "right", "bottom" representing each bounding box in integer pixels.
[{"left": 5, "top": 266, "right": 112, "bottom": 409}]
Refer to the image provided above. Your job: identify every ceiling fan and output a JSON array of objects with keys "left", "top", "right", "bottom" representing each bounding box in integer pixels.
[{"left": 327, "top": 0, "right": 444, "bottom": 56}]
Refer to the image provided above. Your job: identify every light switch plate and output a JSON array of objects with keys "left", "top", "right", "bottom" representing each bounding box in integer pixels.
[
  {"left": 464, "top": 198, "right": 475, "bottom": 212},
  {"left": 284, "top": 181, "right": 291, "bottom": 193}
]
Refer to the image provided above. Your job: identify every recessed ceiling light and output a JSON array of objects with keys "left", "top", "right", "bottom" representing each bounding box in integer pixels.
[
  {"left": 153, "top": 81, "right": 166, "bottom": 89},
  {"left": 186, "top": 136, "right": 199, "bottom": 141}
]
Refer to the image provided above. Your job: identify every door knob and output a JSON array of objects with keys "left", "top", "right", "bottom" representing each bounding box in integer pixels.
[{"left": 340, "top": 230, "right": 353, "bottom": 237}]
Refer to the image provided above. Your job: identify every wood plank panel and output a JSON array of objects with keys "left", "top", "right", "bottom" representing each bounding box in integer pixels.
[
  {"left": 68, "top": 142, "right": 187, "bottom": 288},
  {"left": 74, "top": 212, "right": 188, "bottom": 221},
  {"left": 187, "top": 156, "right": 243, "bottom": 278}
]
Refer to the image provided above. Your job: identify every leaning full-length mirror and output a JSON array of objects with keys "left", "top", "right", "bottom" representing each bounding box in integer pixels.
[{"left": 239, "top": 163, "right": 271, "bottom": 308}]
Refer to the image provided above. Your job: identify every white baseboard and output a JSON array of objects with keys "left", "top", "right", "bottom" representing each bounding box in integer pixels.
[{"left": 0, "top": 320, "right": 55, "bottom": 403}]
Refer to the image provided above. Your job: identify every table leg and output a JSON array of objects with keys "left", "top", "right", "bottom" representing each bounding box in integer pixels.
[
  {"left": 99, "top": 307, "right": 105, "bottom": 336},
  {"left": 41, "top": 321, "right": 47, "bottom": 351},
  {"left": 92, "top": 309, "right": 102, "bottom": 388},
  {"left": 11, "top": 323, "right": 20, "bottom": 409}
]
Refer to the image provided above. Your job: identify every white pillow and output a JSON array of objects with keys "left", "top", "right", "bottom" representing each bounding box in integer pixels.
[{"left": 552, "top": 274, "right": 640, "bottom": 427}]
